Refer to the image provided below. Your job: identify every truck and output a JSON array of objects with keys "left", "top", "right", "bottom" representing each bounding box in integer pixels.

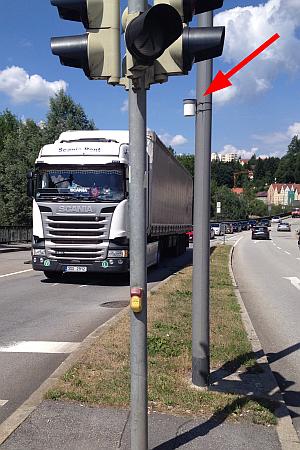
[{"left": 27, "top": 130, "right": 193, "bottom": 279}]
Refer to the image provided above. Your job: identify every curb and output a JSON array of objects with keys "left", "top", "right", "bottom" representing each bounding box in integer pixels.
[
  {"left": 229, "top": 245, "right": 300, "bottom": 450},
  {"left": 0, "top": 268, "right": 183, "bottom": 446}
]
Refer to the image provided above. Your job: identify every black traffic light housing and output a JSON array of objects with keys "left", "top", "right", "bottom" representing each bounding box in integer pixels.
[
  {"left": 50, "top": 0, "right": 121, "bottom": 84},
  {"left": 125, "top": 4, "right": 183, "bottom": 67}
]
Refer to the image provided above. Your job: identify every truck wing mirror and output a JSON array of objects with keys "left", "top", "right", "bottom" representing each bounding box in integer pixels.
[{"left": 27, "top": 170, "right": 34, "bottom": 198}]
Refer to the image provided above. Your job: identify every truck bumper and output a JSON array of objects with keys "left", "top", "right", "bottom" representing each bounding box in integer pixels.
[{"left": 32, "top": 256, "right": 129, "bottom": 274}]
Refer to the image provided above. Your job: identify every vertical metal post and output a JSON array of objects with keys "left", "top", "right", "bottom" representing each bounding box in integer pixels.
[
  {"left": 192, "top": 10, "right": 213, "bottom": 387},
  {"left": 128, "top": 1, "right": 148, "bottom": 449}
]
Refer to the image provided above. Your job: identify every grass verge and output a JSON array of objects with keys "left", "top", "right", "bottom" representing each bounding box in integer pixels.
[{"left": 46, "top": 245, "right": 277, "bottom": 425}]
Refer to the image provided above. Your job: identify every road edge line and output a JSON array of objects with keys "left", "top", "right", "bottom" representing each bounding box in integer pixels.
[
  {"left": 0, "top": 268, "right": 183, "bottom": 446},
  {"left": 229, "top": 244, "right": 300, "bottom": 450}
]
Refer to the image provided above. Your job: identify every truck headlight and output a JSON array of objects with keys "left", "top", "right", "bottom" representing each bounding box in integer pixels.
[
  {"left": 107, "top": 250, "right": 128, "bottom": 258},
  {"left": 33, "top": 248, "right": 46, "bottom": 256}
]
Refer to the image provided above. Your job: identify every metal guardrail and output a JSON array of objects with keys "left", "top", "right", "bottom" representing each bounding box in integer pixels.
[{"left": 0, "top": 227, "right": 32, "bottom": 244}]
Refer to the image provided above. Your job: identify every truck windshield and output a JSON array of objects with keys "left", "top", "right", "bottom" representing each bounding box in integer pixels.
[{"left": 35, "top": 168, "right": 125, "bottom": 202}]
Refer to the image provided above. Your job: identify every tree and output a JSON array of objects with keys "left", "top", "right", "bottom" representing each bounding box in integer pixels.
[
  {"left": 43, "top": 90, "right": 95, "bottom": 144},
  {"left": 294, "top": 153, "right": 300, "bottom": 183},
  {"left": 0, "top": 119, "right": 43, "bottom": 225},
  {"left": 176, "top": 154, "right": 194, "bottom": 177}
]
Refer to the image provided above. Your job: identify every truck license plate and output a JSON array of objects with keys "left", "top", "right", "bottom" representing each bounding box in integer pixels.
[{"left": 65, "top": 266, "right": 87, "bottom": 273}]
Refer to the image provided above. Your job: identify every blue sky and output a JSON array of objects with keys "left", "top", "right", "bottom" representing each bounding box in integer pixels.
[{"left": 0, "top": 0, "right": 300, "bottom": 158}]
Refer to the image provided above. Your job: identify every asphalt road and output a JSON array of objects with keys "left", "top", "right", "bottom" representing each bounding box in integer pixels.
[
  {"left": 0, "top": 248, "right": 196, "bottom": 425},
  {"left": 0, "top": 230, "right": 244, "bottom": 426},
  {"left": 233, "top": 218, "right": 300, "bottom": 438}
]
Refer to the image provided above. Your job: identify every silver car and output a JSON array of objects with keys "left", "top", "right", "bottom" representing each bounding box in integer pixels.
[
  {"left": 211, "top": 222, "right": 226, "bottom": 236},
  {"left": 277, "top": 222, "right": 291, "bottom": 232}
]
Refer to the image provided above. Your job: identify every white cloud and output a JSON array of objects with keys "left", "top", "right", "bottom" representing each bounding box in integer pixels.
[
  {"left": 214, "top": 0, "right": 300, "bottom": 104},
  {"left": 287, "top": 122, "right": 300, "bottom": 138},
  {"left": 253, "top": 121, "right": 300, "bottom": 152},
  {"left": 0, "top": 66, "right": 67, "bottom": 104},
  {"left": 159, "top": 132, "right": 188, "bottom": 147},
  {"left": 120, "top": 99, "right": 128, "bottom": 113},
  {"left": 219, "top": 144, "right": 258, "bottom": 160}
]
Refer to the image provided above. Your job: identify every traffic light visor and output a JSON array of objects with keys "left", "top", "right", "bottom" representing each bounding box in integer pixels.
[
  {"left": 125, "top": 4, "right": 183, "bottom": 66},
  {"left": 194, "top": 0, "right": 224, "bottom": 14},
  {"left": 51, "top": 0, "right": 89, "bottom": 26},
  {"left": 51, "top": 34, "right": 89, "bottom": 75},
  {"left": 183, "top": 26, "right": 225, "bottom": 71}
]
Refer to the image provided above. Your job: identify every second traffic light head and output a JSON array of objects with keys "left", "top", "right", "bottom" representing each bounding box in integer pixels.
[
  {"left": 154, "top": 1, "right": 224, "bottom": 23},
  {"left": 125, "top": 4, "right": 183, "bottom": 66},
  {"left": 183, "top": 26, "right": 225, "bottom": 70},
  {"left": 50, "top": 0, "right": 104, "bottom": 28}
]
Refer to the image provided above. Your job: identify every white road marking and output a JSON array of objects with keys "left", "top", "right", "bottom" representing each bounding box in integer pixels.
[
  {"left": 284, "top": 251, "right": 291, "bottom": 255},
  {"left": 0, "top": 400, "right": 8, "bottom": 407},
  {"left": 79, "top": 285, "right": 88, "bottom": 288},
  {"left": 0, "top": 341, "right": 80, "bottom": 354},
  {"left": 233, "top": 236, "right": 244, "bottom": 247},
  {"left": 277, "top": 247, "right": 282, "bottom": 250},
  {"left": 283, "top": 277, "right": 300, "bottom": 290},
  {"left": 0, "top": 269, "right": 33, "bottom": 279},
  {"left": 225, "top": 236, "right": 237, "bottom": 241},
  {"left": 297, "top": 258, "right": 300, "bottom": 261}
]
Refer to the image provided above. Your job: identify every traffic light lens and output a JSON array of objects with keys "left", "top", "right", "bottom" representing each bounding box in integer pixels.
[{"left": 126, "top": 4, "right": 182, "bottom": 66}]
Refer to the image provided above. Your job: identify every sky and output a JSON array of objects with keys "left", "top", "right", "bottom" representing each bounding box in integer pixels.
[{"left": 0, "top": 0, "right": 300, "bottom": 159}]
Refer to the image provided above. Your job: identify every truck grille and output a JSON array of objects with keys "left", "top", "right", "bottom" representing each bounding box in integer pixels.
[{"left": 42, "top": 208, "right": 114, "bottom": 261}]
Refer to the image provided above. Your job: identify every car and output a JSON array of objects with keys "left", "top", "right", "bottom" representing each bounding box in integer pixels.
[
  {"left": 186, "top": 231, "right": 193, "bottom": 242},
  {"left": 248, "top": 219, "right": 257, "bottom": 229},
  {"left": 252, "top": 225, "right": 270, "bottom": 240},
  {"left": 241, "top": 221, "right": 250, "bottom": 231},
  {"left": 211, "top": 222, "right": 226, "bottom": 236},
  {"left": 271, "top": 216, "right": 281, "bottom": 223},
  {"left": 277, "top": 222, "right": 291, "bottom": 232},
  {"left": 232, "top": 222, "right": 242, "bottom": 233},
  {"left": 224, "top": 223, "right": 234, "bottom": 234},
  {"left": 259, "top": 218, "right": 271, "bottom": 228},
  {"left": 210, "top": 227, "right": 215, "bottom": 239}
]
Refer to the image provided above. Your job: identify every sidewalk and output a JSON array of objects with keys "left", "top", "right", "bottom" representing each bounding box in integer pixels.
[
  {"left": 1, "top": 401, "right": 281, "bottom": 450},
  {"left": 0, "top": 245, "right": 299, "bottom": 449},
  {"left": 0, "top": 243, "right": 31, "bottom": 253}
]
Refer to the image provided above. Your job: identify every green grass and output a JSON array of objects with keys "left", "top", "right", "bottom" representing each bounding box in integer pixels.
[{"left": 46, "top": 245, "right": 277, "bottom": 425}]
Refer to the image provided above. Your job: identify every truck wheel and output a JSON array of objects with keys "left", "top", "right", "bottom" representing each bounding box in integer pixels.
[{"left": 44, "top": 271, "right": 62, "bottom": 281}]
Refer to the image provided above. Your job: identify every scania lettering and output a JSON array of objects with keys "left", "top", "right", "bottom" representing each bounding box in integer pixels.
[{"left": 27, "top": 130, "right": 193, "bottom": 280}]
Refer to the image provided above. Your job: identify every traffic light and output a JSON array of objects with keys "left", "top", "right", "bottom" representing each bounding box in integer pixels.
[
  {"left": 50, "top": 0, "right": 121, "bottom": 85},
  {"left": 153, "top": 0, "right": 225, "bottom": 81},
  {"left": 122, "top": 4, "right": 183, "bottom": 81}
]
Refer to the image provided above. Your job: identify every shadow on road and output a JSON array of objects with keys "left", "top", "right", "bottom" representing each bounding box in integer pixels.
[{"left": 40, "top": 248, "right": 194, "bottom": 287}]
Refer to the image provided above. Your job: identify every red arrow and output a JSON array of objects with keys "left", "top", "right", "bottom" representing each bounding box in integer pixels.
[{"left": 204, "top": 33, "right": 280, "bottom": 96}]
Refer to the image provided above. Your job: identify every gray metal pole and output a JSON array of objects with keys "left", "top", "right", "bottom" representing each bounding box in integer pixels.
[
  {"left": 128, "top": 1, "right": 148, "bottom": 449},
  {"left": 192, "top": 10, "right": 213, "bottom": 387}
]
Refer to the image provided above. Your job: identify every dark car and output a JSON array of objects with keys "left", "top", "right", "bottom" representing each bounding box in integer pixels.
[
  {"left": 260, "top": 218, "right": 271, "bottom": 227},
  {"left": 248, "top": 219, "right": 257, "bottom": 229},
  {"left": 252, "top": 225, "right": 270, "bottom": 240},
  {"left": 241, "top": 221, "right": 250, "bottom": 231},
  {"left": 232, "top": 222, "right": 242, "bottom": 232}
]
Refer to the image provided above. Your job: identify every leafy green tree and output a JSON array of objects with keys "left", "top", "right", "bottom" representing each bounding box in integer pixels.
[
  {"left": 294, "top": 153, "right": 300, "bottom": 183},
  {"left": 275, "top": 136, "right": 300, "bottom": 182},
  {"left": 0, "top": 119, "right": 43, "bottom": 225},
  {"left": 176, "top": 154, "right": 194, "bottom": 177},
  {"left": 43, "top": 90, "right": 95, "bottom": 144}
]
